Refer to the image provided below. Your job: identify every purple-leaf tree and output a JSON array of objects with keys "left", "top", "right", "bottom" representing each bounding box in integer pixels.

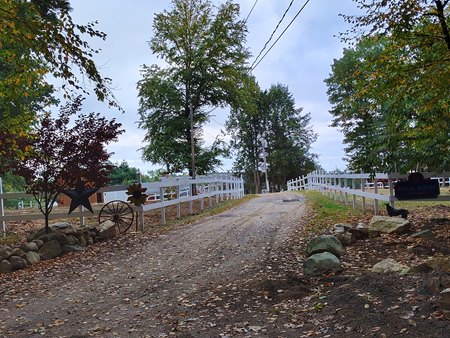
[{"left": 13, "top": 96, "right": 124, "bottom": 233}]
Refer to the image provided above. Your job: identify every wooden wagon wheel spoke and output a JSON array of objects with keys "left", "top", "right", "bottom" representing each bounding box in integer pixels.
[
  {"left": 105, "top": 203, "right": 116, "bottom": 215},
  {"left": 102, "top": 205, "right": 114, "bottom": 215},
  {"left": 98, "top": 200, "right": 134, "bottom": 234}
]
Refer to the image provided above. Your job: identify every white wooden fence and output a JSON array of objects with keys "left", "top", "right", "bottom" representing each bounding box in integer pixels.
[
  {"left": 0, "top": 174, "right": 244, "bottom": 237},
  {"left": 287, "top": 171, "right": 450, "bottom": 214}
]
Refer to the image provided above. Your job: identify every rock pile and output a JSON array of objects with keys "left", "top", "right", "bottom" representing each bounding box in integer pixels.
[
  {"left": 0, "top": 221, "right": 116, "bottom": 274},
  {"left": 303, "top": 235, "right": 343, "bottom": 276},
  {"left": 327, "top": 215, "right": 450, "bottom": 317}
]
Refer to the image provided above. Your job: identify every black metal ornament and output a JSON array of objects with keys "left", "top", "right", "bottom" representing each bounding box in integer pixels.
[{"left": 62, "top": 179, "right": 99, "bottom": 214}]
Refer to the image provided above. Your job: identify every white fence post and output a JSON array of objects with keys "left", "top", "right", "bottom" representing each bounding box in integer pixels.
[
  {"left": 79, "top": 205, "right": 85, "bottom": 227},
  {"left": 352, "top": 179, "right": 356, "bottom": 209},
  {"left": 373, "top": 180, "right": 379, "bottom": 215},
  {"left": 361, "top": 178, "right": 366, "bottom": 213},
  {"left": 176, "top": 185, "right": 181, "bottom": 219}
]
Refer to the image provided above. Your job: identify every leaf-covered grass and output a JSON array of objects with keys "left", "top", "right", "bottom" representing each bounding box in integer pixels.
[{"left": 0, "top": 233, "right": 21, "bottom": 246}]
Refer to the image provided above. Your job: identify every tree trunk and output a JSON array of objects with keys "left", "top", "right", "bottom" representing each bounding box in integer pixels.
[
  {"left": 253, "top": 166, "right": 260, "bottom": 194},
  {"left": 434, "top": 0, "right": 450, "bottom": 51}
]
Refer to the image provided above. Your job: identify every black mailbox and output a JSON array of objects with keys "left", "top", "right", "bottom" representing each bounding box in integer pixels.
[{"left": 394, "top": 172, "right": 440, "bottom": 200}]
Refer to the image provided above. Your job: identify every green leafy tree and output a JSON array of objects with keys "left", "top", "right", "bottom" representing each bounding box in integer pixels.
[
  {"left": 0, "top": 171, "right": 26, "bottom": 192},
  {"left": 137, "top": 0, "right": 250, "bottom": 177},
  {"left": 108, "top": 161, "right": 152, "bottom": 185},
  {"left": 343, "top": 0, "right": 450, "bottom": 52},
  {"left": 108, "top": 161, "right": 140, "bottom": 186},
  {"left": 228, "top": 83, "right": 317, "bottom": 192},
  {"left": 0, "top": 0, "right": 121, "bottom": 155},
  {"left": 262, "top": 84, "right": 317, "bottom": 191},
  {"left": 0, "top": 41, "right": 56, "bottom": 131},
  {"left": 325, "top": 37, "right": 387, "bottom": 172},
  {"left": 227, "top": 76, "right": 263, "bottom": 193},
  {"left": 328, "top": 9, "right": 450, "bottom": 172},
  {"left": 333, "top": 0, "right": 450, "bottom": 172},
  {"left": 5, "top": 96, "right": 123, "bottom": 233}
]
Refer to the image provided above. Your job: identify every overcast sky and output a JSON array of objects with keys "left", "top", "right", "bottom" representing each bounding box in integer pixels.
[{"left": 66, "top": 0, "right": 361, "bottom": 174}]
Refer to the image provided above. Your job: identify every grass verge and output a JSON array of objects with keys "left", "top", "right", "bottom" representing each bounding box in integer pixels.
[
  {"left": 295, "top": 190, "right": 365, "bottom": 235},
  {"left": 295, "top": 188, "right": 450, "bottom": 236}
]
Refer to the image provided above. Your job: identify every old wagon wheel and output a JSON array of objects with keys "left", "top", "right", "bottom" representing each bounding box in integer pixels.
[{"left": 98, "top": 200, "right": 134, "bottom": 234}]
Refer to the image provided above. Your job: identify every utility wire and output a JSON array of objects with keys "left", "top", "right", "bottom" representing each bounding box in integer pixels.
[
  {"left": 209, "top": 116, "right": 226, "bottom": 128},
  {"left": 244, "top": 0, "right": 260, "bottom": 24},
  {"left": 251, "top": 0, "right": 311, "bottom": 72},
  {"left": 250, "top": 0, "right": 297, "bottom": 70}
]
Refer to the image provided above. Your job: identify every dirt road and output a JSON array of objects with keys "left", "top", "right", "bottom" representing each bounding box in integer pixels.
[{"left": 0, "top": 192, "right": 307, "bottom": 337}]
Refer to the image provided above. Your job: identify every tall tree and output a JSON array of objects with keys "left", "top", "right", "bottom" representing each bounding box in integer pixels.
[
  {"left": 137, "top": 0, "right": 250, "bottom": 176},
  {"left": 108, "top": 161, "right": 152, "bottom": 185},
  {"left": 342, "top": 0, "right": 450, "bottom": 52},
  {"left": 227, "top": 76, "right": 263, "bottom": 193},
  {"left": 0, "top": 41, "right": 56, "bottom": 131},
  {"left": 108, "top": 161, "right": 140, "bottom": 186},
  {"left": 328, "top": 0, "right": 450, "bottom": 173},
  {"left": 6, "top": 96, "right": 123, "bottom": 232},
  {"left": 228, "top": 83, "right": 317, "bottom": 193},
  {"left": 262, "top": 84, "right": 317, "bottom": 191},
  {"left": 0, "top": 0, "right": 121, "bottom": 157}
]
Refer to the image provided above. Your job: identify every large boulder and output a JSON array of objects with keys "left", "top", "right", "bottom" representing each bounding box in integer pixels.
[
  {"left": 50, "top": 222, "right": 71, "bottom": 230},
  {"left": 306, "top": 235, "right": 343, "bottom": 258},
  {"left": 304, "top": 252, "right": 341, "bottom": 276},
  {"left": 20, "top": 242, "right": 39, "bottom": 252},
  {"left": 9, "top": 256, "right": 28, "bottom": 271},
  {"left": 27, "top": 227, "right": 54, "bottom": 242},
  {"left": 371, "top": 258, "right": 410, "bottom": 274},
  {"left": 96, "top": 220, "right": 117, "bottom": 240},
  {"left": 368, "top": 216, "right": 410, "bottom": 235},
  {"left": 38, "top": 239, "right": 63, "bottom": 260},
  {"left": 12, "top": 248, "right": 26, "bottom": 258},
  {"left": 335, "top": 232, "right": 354, "bottom": 246},
  {"left": 25, "top": 251, "right": 41, "bottom": 265},
  {"left": 0, "top": 245, "right": 12, "bottom": 260},
  {"left": 0, "top": 259, "right": 12, "bottom": 273},
  {"left": 37, "top": 232, "right": 68, "bottom": 244},
  {"left": 62, "top": 244, "right": 85, "bottom": 253}
]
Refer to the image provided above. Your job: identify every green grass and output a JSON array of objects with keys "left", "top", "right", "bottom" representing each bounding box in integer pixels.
[
  {"left": 294, "top": 187, "right": 450, "bottom": 235},
  {"left": 295, "top": 190, "right": 365, "bottom": 234}
]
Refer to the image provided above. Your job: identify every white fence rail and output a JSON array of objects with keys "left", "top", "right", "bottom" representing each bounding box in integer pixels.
[
  {"left": 0, "top": 174, "right": 244, "bottom": 237},
  {"left": 287, "top": 171, "right": 450, "bottom": 214}
]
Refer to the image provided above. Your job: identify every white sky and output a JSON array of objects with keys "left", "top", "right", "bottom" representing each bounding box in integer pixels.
[{"left": 66, "top": 0, "right": 361, "bottom": 174}]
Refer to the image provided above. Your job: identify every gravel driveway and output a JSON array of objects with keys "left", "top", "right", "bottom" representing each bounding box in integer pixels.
[{"left": 1, "top": 192, "right": 307, "bottom": 337}]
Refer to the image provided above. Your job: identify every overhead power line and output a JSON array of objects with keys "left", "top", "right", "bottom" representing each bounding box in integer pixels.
[
  {"left": 250, "top": 0, "right": 297, "bottom": 70},
  {"left": 251, "top": 0, "right": 311, "bottom": 72},
  {"left": 244, "top": 0, "right": 260, "bottom": 24}
]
